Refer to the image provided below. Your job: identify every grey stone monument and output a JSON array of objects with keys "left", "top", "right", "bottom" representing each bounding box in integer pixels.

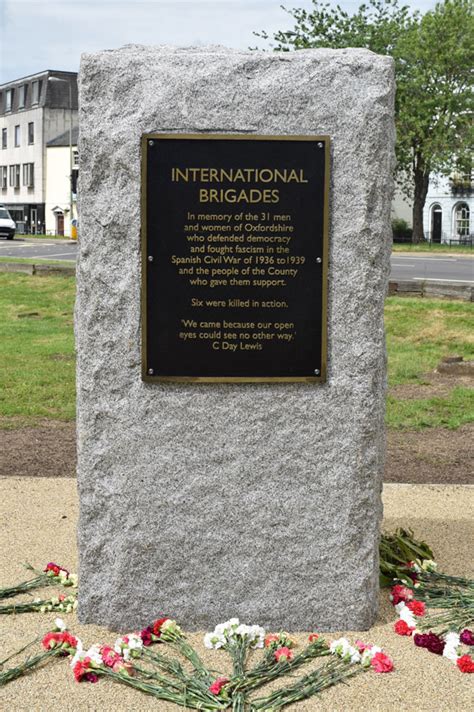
[{"left": 76, "top": 45, "right": 395, "bottom": 631}]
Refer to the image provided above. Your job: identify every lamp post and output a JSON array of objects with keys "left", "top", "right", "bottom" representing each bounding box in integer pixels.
[{"left": 48, "top": 75, "right": 75, "bottom": 238}]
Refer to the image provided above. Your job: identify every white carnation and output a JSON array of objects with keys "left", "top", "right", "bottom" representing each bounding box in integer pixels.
[
  {"left": 54, "top": 617, "right": 66, "bottom": 631},
  {"left": 398, "top": 603, "right": 416, "bottom": 628},
  {"left": 85, "top": 644, "right": 103, "bottom": 666},
  {"left": 70, "top": 639, "right": 84, "bottom": 667},
  {"left": 443, "top": 632, "right": 461, "bottom": 662}
]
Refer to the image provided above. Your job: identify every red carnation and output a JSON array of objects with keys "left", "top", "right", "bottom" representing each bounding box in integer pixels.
[
  {"left": 457, "top": 655, "right": 474, "bottom": 673},
  {"left": 426, "top": 633, "right": 445, "bottom": 655},
  {"left": 370, "top": 652, "right": 394, "bottom": 673},
  {"left": 265, "top": 634, "right": 280, "bottom": 648},
  {"left": 44, "top": 562, "right": 61, "bottom": 576},
  {"left": 308, "top": 633, "right": 319, "bottom": 643},
  {"left": 414, "top": 633, "right": 428, "bottom": 648},
  {"left": 460, "top": 629, "right": 474, "bottom": 646},
  {"left": 100, "top": 646, "right": 121, "bottom": 668},
  {"left": 274, "top": 646, "right": 293, "bottom": 662},
  {"left": 209, "top": 677, "right": 230, "bottom": 695},
  {"left": 407, "top": 600, "right": 425, "bottom": 617},
  {"left": 63, "top": 632, "right": 78, "bottom": 649},
  {"left": 140, "top": 627, "right": 153, "bottom": 646},
  {"left": 42, "top": 632, "right": 60, "bottom": 650},
  {"left": 394, "top": 620, "right": 414, "bottom": 636},
  {"left": 73, "top": 658, "right": 99, "bottom": 683},
  {"left": 390, "top": 584, "right": 413, "bottom": 606},
  {"left": 152, "top": 617, "right": 169, "bottom": 636}
]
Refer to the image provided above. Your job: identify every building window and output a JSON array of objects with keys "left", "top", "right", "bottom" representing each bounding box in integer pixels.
[
  {"left": 9, "top": 164, "right": 20, "bottom": 188},
  {"left": 32, "top": 80, "right": 42, "bottom": 105},
  {"left": 1, "top": 166, "right": 7, "bottom": 189},
  {"left": 23, "top": 163, "right": 34, "bottom": 188},
  {"left": 6, "top": 89, "right": 14, "bottom": 112},
  {"left": 73, "top": 149, "right": 79, "bottom": 167},
  {"left": 455, "top": 203, "right": 470, "bottom": 237},
  {"left": 1, "top": 128, "right": 6, "bottom": 149},
  {"left": 28, "top": 122, "right": 34, "bottom": 144},
  {"left": 18, "top": 84, "right": 28, "bottom": 108},
  {"left": 14, "top": 125, "right": 20, "bottom": 147}
]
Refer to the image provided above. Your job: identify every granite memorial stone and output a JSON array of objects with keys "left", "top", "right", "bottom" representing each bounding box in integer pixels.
[{"left": 76, "top": 45, "right": 395, "bottom": 630}]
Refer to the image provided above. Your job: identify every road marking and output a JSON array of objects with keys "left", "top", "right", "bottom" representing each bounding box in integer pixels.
[
  {"left": 393, "top": 256, "right": 457, "bottom": 262},
  {"left": 37, "top": 252, "right": 76, "bottom": 258},
  {"left": 413, "top": 277, "right": 474, "bottom": 284},
  {"left": 0, "top": 243, "right": 36, "bottom": 248}
]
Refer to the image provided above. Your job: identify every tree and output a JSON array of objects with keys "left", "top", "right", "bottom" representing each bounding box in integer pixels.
[{"left": 256, "top": 0, "right": 474, "bottom": 242}]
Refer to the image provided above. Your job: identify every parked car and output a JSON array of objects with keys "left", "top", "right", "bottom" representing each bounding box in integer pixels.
[{"left": 0, "top": 206, "right": 16, "bottom": 239}]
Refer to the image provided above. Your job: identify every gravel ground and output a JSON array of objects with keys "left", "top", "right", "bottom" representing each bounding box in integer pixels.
[{"left": 0, "top": 479, "right": 473, "bottom": 711}]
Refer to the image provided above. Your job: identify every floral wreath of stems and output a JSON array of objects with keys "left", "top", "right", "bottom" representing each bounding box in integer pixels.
[
  {"left": 230, "top": 638, "right": 330, "bottom": 695},
  {"left": 96, "top": 668, "right": 229, "bottom": 710},
  {"left": 133, "top": 662, "right": 223, "bottom": 708},
  {"left": 250, "top": 657, "right": 362, "bottom": 711},
  {"left": 134, "top": 651, "right": 223, "bottom": 708}
]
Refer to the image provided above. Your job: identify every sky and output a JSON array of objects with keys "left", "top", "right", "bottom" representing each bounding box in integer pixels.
[{"left": 0, "top": 0, "right": 437, "bottom": 84}]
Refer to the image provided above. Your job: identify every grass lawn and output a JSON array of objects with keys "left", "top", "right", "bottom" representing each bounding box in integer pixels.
[
  {"left": 0, "top": 275, "right": 473, "bottom": 430},
  {"left": 0, "top": 274, "right": 76, "bottom": 424}
]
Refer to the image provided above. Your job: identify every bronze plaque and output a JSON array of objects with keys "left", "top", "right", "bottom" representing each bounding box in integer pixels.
[{"left": 142, "top": 134, "right": 329, "bottom": 382}]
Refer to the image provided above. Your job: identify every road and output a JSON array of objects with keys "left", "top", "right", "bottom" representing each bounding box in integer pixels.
[
  {"left": 0, "top": 237, "right": 77, "bottom": 261},
  {"left": 391, "top": 253, "right": 473, "bottom": 285},
  {"left": 1, "top": 238, "right": 473, "bottom": 283}
]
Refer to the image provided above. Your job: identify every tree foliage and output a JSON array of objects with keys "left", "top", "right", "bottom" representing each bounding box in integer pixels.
[{"left": 256, "top": 0, "right": 474, "bottom": 242}]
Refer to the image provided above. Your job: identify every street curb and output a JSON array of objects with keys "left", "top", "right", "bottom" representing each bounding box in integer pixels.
[
  {"left": 388, "top": 279, "right": 473, "bottom": 302},
  {"left": 0, "top": 262, "right": 75, "bottom": 277}
]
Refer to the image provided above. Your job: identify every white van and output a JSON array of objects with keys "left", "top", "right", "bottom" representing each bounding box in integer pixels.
[{"left": 0, "top": 206, "right": 16, "bottom": 239}]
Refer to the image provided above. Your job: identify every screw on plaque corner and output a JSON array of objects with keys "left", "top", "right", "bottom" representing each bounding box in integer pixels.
[
  {"left": 316, "top": 257, "right": 322, "bottom": 264},
  {"left": 147, "top": 368, "right": 154, "bottom": 375},
  {"left": 314, "top": 369, "right": 320, "bottom": 376},
  {"left": 317, "top": 142, "right": 324, "bottom": 148},
  {"left": 149, "top": 139, "right": 154, "bottom": 146},
  {"left": 148, "top": 255, "right": 154, "bottom": 262}
]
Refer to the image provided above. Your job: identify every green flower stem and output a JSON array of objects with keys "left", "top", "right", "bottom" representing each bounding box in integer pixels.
[
  {"left": 141, "top": 647, "right": 189, "bottom": 679},
  {"left": 169, "top": 635, "right": 213, "bottom": 682},
  {"left": 231, "top": 691, "right": 246, "bottom": 712},
  {"left": 134, "top": 659, "right": 221, "bottom": 707},
  {"left": 229, "top": 639, "right": 249, "bottom": 678},
  {"left": 0, "top": 634, "right": 42, "bottom": 667},
  {"left": 99, "top": 669, "right": 229, "bottom": 709},
  {"left": 0, "top": 575, "right": 52, "bottom": 600},
  {"left": 232, "top": 641, "right": 330, "bottom": 694},
  {"left": 0, "top": 649, "right": 60, "bottom": 686},
  {"left": 0, "top": 599, "right": 49, "bottom": 615},
  {"left": 250, "top": 658, "right": 362, "bottom": 710}
]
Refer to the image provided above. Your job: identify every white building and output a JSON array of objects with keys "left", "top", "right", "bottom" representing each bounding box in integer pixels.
[
  {"left": 45, "top": 127, "right": 78, "bottom": 236},
  {"left": 392, "top": 172, "right": 473, "bottom": 244},
  {"left": 423, "top": 173, "right": 472, "bottom": 244},
  {"left": 0, "top": 70, "right": 78, "bottom": 234}
]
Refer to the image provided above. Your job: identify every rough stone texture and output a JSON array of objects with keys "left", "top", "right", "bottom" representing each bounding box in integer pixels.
[{"left": 76, "top": 45, "right": 395, "bottom": 631}]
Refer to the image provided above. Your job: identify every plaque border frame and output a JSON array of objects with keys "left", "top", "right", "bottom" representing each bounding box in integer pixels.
[{"left": 141, "top": 133, "right": 330, "bottom": 383}]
